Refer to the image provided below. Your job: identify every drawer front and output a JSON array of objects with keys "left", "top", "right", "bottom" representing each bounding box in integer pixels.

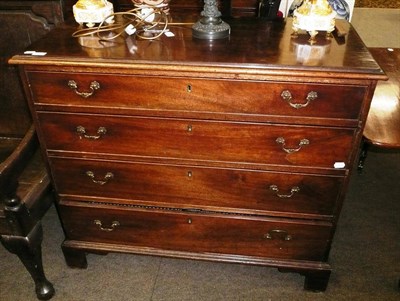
[
  {"left": 28, "top": 72, "right": 366, "bottom": 121},
  {"left": 50, "top": 157, "right": 343, "bottom": 216},
  {"left": 59, "top": 202, "right": 332, "bottom": 261},
  {"left": 39, "top": 112, "right": 355, "bottom": 169}
]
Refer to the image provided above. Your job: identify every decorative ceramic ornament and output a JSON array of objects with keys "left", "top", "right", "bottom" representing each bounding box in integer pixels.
[
  {"left": 292, "top": 0, "right": 336, "bottom": 44},
  {"left": 73, "top": 0, "right": 114, "bottom": 27}
]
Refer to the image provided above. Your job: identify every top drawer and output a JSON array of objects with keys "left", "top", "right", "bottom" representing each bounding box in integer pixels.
[{"left": 27, "top": 72, "right": 367, "bottom": 124}]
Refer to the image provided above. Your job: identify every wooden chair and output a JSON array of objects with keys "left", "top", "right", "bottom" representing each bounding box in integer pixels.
[
  {"left": 0, "top": 1, "right": 64, "bottom": 299},
  {"left": 0, "top": 126, "right": 55, "bottom": 300}
]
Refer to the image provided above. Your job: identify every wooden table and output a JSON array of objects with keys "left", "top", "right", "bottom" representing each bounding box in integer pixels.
[{"left": 359, "top": 48, "right": 400, "bottom": 170}]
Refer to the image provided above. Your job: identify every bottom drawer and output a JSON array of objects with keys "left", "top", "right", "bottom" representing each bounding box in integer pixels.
[{"left": 59, "top": 202, "right": 332, "bottom": 261}]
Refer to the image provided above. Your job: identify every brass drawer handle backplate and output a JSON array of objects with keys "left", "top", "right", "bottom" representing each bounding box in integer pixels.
[
  {"left": 94, "top": 219, "right": 120, "bottom": 232},
  {"left": 269, "top": 185, "right": 300, "bottom": 198},
  {"left": 76, "top": 126, "right": 107, "bottom": 140},
  {"left": 264, "top": 229, "right": 292, "bottom": 241},
  {"left": 281, "top": 90, "right": 318, "bottom": 109},
  {"left": 68, "top": 80, "right": 100, "bottom": 98},
  {"left": 85, "top": 171, "right": 114, "bottom": 185},
  {"left": 275, "top": 137, "right": 309, "bottom": 153}
]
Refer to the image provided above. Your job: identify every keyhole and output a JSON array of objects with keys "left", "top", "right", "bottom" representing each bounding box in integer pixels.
[
  {"left": 187, "top": 171, "right": 193, "bottom": 178},
  {"left": 187, "top": 125, "right": 193, "bottom": 132},
  {"left": 187, "top": 84, "right": 192, "bottom": 93}
]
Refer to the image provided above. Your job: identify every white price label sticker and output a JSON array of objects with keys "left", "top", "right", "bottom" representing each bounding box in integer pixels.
[
  {"left": 164, "top": 31, "right": 175, "bottom": 37},
  {"left": 24, "top": 51, "right": 47, "bottom": 56},
  {"left": 334, "top": 162, "right": 346, "bottom": 169}
]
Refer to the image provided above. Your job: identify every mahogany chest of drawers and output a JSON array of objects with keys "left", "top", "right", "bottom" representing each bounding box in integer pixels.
[{"left": 11, "top": 18, "right": 385, "bottom": 292}]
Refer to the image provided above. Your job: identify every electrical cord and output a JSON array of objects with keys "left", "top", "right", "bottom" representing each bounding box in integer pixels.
[{"left": 72, "top": 5, "right": 193, "bottom": 43}]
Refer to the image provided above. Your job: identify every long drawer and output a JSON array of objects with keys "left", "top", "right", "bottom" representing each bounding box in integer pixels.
[
  {"left": 28, "top": 72, "right": 366, "bottom": 122},
  {"left": 59, "top": 201, "right": 332, "bottom": 261},
  {"left": 50, "top": 156, "right": 343, "bottom": 217},
  {"left": 38, "top": 112, "right": 355, "bottom": 169}
]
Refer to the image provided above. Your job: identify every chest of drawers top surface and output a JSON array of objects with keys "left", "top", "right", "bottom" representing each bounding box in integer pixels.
[{"left": 10, "top": 18, "right": 384, "bottom": 80}]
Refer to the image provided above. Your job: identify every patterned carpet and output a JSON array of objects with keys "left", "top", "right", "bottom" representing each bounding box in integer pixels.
[{"left": 355, "top": 0, "right": 400, "bottom": 8}]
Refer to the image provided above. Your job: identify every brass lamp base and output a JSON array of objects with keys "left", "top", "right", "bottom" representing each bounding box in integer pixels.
[{"left": 192, "top": 0, "right": 230, "bottom": 40}]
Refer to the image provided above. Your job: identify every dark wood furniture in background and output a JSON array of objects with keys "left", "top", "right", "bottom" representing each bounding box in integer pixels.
[
  {"left": 11, "top": 16, "right": 385, "bottom": 293},
  {"left": 358, "top": 48, "right": 400, "bottom": 170},
  {"left": 0, "top": 0, "right": 64, "bottom": 138},
  {"left": 0, "top": 0, "right": 64, "bottom": 299},
  {"left": 63, "top": 0, "right": 262, "bottom": 18}
]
